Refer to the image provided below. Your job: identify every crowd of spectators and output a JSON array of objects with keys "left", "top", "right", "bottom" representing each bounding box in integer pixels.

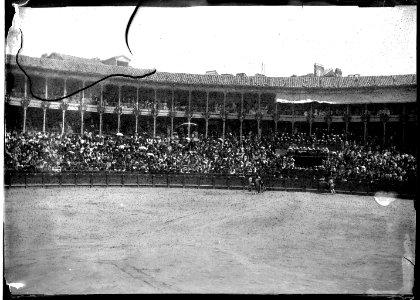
[{"left": 5, "top": 129, "right": 417, "bottom": 184}]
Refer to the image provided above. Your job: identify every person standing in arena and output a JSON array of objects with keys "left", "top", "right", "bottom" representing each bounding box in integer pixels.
[
  {"left": 328, "top": 177, "right": 335, "bottom": 194},
  {"left": 248, "top": 175, "right": 254, "bottom": 192},
  {"left": 260, "top": 175, "right": 265, "bottom": 193},
  {"left": 255, "top": 175, "right": 261, "bottom": 194}
]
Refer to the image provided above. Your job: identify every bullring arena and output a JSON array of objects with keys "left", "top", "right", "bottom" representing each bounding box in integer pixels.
[
  {"left": 4, "top": 187, "right": 416, "bottom": 294},
  {"left": 4, "top": 50, "right": 417, "bottom": 294}
]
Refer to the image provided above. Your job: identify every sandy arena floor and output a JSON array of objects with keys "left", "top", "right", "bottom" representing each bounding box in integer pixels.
[{"left": 3, "top": 187, "right": 416, "bottom": 294}]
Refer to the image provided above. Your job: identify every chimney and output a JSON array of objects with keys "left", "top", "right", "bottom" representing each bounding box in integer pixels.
[
  {"left": 314, "top": 63, "right": 324, "bottom": 77},
  {"left": 335, "top": 68, "right": 343, "bottom": 77}
]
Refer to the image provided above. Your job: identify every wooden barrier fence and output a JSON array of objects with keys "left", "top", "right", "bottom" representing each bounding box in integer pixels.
[{"left": 3, "top": 171, "right": 416, "bottom": 198}]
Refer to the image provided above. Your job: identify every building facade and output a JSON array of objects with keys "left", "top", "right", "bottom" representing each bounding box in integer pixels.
[{"left": 5, "top": 54, "right": 417, "bottom": 147}]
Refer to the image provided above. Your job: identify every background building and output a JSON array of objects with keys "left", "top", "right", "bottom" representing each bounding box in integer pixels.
[{"left": 5, "top": 53, "right": 417, "bottom": 150}]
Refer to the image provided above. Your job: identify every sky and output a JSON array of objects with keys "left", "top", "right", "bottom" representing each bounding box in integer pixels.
[{"left": 10, "top": 5, "right": 417, "bottom": 77}]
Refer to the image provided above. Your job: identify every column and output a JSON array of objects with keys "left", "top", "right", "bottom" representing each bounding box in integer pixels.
[
  {"left": 81, "top": 81, "right": 85, "bottom": 102},
  {"left": 188, "top": 89, "right": 192, "bottom": 139},
  {"left": 136, "top": 87, "right": 139, "bottom": 108},
  {"left": 327, "top": 106, "right": 332, "bottom": 133},
  {"left": 171, "top": 116, "right": 174, "bottom": 139},
  {"left": 240, "top": 93, "right": 244, "bottom": 141},
  {"left": 345, "top": 105, "right": 349, "bottom": 137},
  {"left": 222, "top": 92, "right": 226, "bottom": 140},
  {"left": 153, "top": 116, "right": 157, "bottom": 138},
  {"left": 99, "top": 84, "right": 103, "bottom": 137},
  {"left": 274, "top": 102, "right": 278, "bottom": 133},
  {"left": 153, "top": 89, "right": 157, "bottom": 138},
  {"left": 309, "top": 102, "right": 313, "bottom": 136},
  {"left": 135, "top": 115, "right": 138, "bottom": 135},
  {"left": 63, "top": 78, "right": 67, "bottom": 98},
  {"left": 61, "top": 88, "right": 68, "bottom": 136},
  {"left": 80, "top": 82, "right": 85, "bottom": 135},
  {"left": 205, "top": 117, "right": 209, "bottom": 138},
  {"left": 45, "top": 77, "right": 48, "bottom": 100},
  {"left": 100, "top": 84, "right": 104, "bottom": 106},
  {"left": 117, "top": 113, "right": 121, "bottom": 134},
  {"left": 118, "top": 85, "right": 121, "bottom": 107},
  {"left": 258, "top": 93, "right": 261, "bottom": 137},
  {"left": 205, "top": 91, "right": 209, "bottom": 138},
  {"left": 402, "top": 105, "right": 406, "bottom": 145},
  {"left": 240, "top": 119, "right": 243, "bottom": 141},
  {"left": 135, "top": 114, "right": 139, "bottom": 135},
  {"left": 363, "top": 121, "right": 367, "bottom": 143},
  {"left": 172, "top": 88, "right": 175, "bottom": 111},
  {"left": 291, "top": 102, "right": 295, "bottom": 134},
  {"left": 99, "top": 113, "right": 103, "bottom": 137},
  {"left": 363, "top": 104, "right": 368, "bottom": 143},
  {"left": 384, "top": 104, "right": 388, "bottom": 145},
  {"left": 62, "top": 110, "right": 66, "bottom": 136},
  {"left": 135, "top": 88, "right": 140, "bottom": 135},
  {"left": 24, "top": 75, "right": 28, "bottom": 99},
  {"left": 42, "top": 107, "right": 46, "bottom": 133},
  {"left": 22, "top": 106, "right": 27, "bottom": 133},
  {"left": 81, "top": 111, "right": 84, "bottom": 135},
  {"left": 222, "top": 118, "right": 226, "bottom": 141},
  {"left": 383, "top": 119, "right": 386, "bottom": 144},
  {"left": 118, "top": 86, "right": 122, "bottom": 134}
]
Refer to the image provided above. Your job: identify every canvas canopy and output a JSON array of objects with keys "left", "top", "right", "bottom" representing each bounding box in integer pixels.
[{"left": 276, "top": 88, "right": 416, "bottom": 105}]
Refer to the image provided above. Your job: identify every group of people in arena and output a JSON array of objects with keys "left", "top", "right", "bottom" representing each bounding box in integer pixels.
[
  {"left": 248, "top": 175, "right": 265, "bottom": 194},
  {"left": 5, "top": 129, "right": 417, "bottom": 186}
]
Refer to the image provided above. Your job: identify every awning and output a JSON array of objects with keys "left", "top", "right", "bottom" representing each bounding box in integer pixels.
[{"left": 276, "top": 88, "right": 416, "bottom": 105}]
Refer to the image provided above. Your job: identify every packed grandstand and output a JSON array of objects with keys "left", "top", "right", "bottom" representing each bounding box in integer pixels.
[
  {"left": 4, "top": 53, "right": 417, "bottom": 189},
  {"left": 5, "top": 129, "right": 417, "bottom": 185}
]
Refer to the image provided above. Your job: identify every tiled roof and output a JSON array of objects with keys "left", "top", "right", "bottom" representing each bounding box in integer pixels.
[
  {"left": 9, "top": 54, "right": 154, "bottom": 78},
  {"left": 7, "top": 54, "right": 417, "bottom": 89}
]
